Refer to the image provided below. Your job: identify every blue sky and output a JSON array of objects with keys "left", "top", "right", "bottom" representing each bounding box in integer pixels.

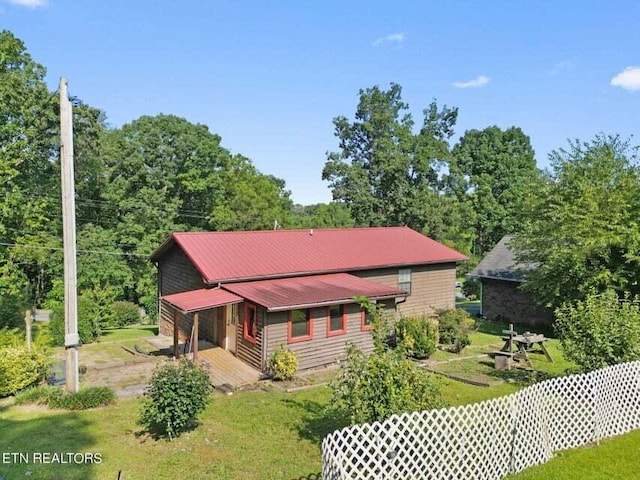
[{"left": 2, "top": 0, "right": 639, "bottom": 204}]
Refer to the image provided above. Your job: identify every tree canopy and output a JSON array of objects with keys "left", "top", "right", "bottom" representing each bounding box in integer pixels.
[
  {"left": 448, "top": 126, "right": 540, "bottom": 255},
  {"left": 513, "top": 134, "right": 640, "bottom": 309},
  {"left": 322, "top": 83, "right": 459, "bottom": 238}
]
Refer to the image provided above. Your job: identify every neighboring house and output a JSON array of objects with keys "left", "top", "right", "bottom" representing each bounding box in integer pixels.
[
  {"left": 468, "top": 235, "right": 553, "bottom": 326},
  {"left": 150, "top": 227, "right": 467, "bottom": 373}
]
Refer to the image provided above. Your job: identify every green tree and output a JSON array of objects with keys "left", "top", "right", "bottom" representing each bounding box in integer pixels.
[
  {"left": 449, "top": 126, "right": 539, "bottom": 255},
  {"left": 322, "top": 83, "right": 460, "bottom": 237},
  {"left": 513, "top": 134, "right": 640, "bottom": 310},
  {"left": 555, "top": 290, "right": 640, "bottom": 372},
  {"left": 0, "top": 30, "right": 60, "bottom": 310},
  {"left": 290, "top": 202, "right": 354, "bottom": 228}
]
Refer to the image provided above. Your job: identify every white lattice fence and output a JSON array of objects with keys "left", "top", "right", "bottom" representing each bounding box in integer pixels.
[{"left": 322, "top": 361, "right": 640, "bottom": 480}]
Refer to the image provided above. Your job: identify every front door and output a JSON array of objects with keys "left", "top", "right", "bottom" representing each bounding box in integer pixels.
[{"left": 225, "top": 304, "right": 237, "bottom": 354}]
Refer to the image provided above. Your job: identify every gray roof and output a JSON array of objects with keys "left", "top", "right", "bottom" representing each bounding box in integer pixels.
[{"left": 468, "top": 235, "right": 534, "bottom": 282}]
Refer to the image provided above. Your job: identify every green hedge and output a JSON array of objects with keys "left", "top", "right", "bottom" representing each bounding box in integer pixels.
[{"left": 0, "top": 346, "right": 46, "bottom": 396}]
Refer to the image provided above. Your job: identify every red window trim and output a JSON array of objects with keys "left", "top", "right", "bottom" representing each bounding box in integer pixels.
[
  {"left": 326, "top": 305, "right": 346, "bottom": 337},
  {"left": 360, "top": 307, "right": 375, "bottom": 332},
  {"left": 287, "top": 309, "right": 313, "bottom": 344},
  {"left": 243, "top": 303, "right": 258, "bottom": 344}
]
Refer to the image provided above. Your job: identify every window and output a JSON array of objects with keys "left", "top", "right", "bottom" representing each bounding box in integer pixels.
[
  {"left": 398, "top": 268, "right": 412, "bottom": 293},
  {"left": 288, "top": 309, "right": 313, "bottom": 343},
  {"left": 327, "top": 305, "right": 346, "bottom": 336},
  {"left": 361, "top": 305, "right": 375, "bottom": 331},
  {"left": 243, "top": 303, "right": 258, "bottom": 344}
]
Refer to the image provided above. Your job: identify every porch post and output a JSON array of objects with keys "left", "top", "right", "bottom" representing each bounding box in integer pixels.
[
  {"left": 173, "top": 309, "right": 179, "bottom": 359},
  {"left": 193, "top": 312, "right": 199, "bottom": 361}
]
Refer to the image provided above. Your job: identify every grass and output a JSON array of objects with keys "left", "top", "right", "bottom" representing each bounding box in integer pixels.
[
  {"left": 506, "top": 429, "right": 640, "bottom": 480},
  {"left": 98, "top": 324, "right": 158, "bottom": 343},
  {"left": 0, "top": 387, "right": 339, "bottom": 480},
  {"left": 2, "top": 321, "right": 636, "bottom": 479}
]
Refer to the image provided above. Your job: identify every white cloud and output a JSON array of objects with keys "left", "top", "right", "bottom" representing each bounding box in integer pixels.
[
  {"left": 372, "top": 32, "right": 405, "bottom": 47},
  {"left": 452, "top": 75, "right": 490, "bottom": 89},
  {"left": 611, "top": 66, "right": 640, "bottom": 91},
  {"left": 6, "top": 0, "right": 47, "bottom": 7}
]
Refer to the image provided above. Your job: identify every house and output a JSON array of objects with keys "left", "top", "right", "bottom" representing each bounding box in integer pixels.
[
  {"left": 468, "top": 235, "right": 553, "bottom": 326},
  {"left": 150, "top": 226, "right": 467, "bottom": 374}
]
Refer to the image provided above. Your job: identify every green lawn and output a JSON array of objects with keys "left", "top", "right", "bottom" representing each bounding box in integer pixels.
[
  {"left": 506, "top": 429, "right": 640, "bottom": 480},
  {"left": 1, "top": 322, "right": 636, "bottom": 479}
]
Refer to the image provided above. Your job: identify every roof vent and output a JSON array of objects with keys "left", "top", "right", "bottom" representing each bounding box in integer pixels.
[{"left": 309, "top": 229, "right": 314, "bottom": 236}]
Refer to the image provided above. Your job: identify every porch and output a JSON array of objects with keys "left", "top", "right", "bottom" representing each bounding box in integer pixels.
[{"left": 147, "top": 335, "right": 262, "bottom": 388}]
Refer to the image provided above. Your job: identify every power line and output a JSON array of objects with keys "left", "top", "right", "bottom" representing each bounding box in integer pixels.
[{"left": 0, "top": 242, "right": 150, "bottom": 258}]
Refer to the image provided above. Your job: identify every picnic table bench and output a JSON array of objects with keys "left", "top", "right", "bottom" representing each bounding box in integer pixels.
[{"left": 501, "top": 331, "right": 553, "bottom": 367}]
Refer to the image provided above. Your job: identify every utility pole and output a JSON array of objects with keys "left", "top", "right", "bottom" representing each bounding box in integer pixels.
[{"left": 60, "top": 78, "right": 79, "bottom": 393}]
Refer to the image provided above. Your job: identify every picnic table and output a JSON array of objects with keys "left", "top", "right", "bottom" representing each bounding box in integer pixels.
[{"left": 501, "top": 330, "right": 553, "bottom": 367}]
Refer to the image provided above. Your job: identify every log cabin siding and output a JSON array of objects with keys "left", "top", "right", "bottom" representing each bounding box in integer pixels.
[
  {"left": 159, "top": 301, "right": 218, "bottom": 347},
  {"left": 355, "top": 263, "right": 457, "bottom": 317},
  {"left": 158, "top": 245, "right": 205, "bottom": 295},
  {"left": 264, "top": 302, "right": 396, "bottom": 371},
  {"left": 236, "top": 302, "right": 264, "bottom": 370}
]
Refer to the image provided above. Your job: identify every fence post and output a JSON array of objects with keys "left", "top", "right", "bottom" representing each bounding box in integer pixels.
[{"left": 509, "top": 395, "right": 518, "bottom": 474}]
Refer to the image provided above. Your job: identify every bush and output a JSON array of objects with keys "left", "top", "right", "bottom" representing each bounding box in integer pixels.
[
  {"left": 14, "top": 385, "right": 115, "bottom": 409},
  {"left": 14, "top": 385, "right": 61, "bottom": 405},
  {"left": 111, "top": 301, "right": 140, "bottom": 327},
  {"left": 462, "top": 278, "right": 480, "bottom": 300},
  {"left": 438, "top": 309, "right": 475, "bottom": 353},
  {"left": 0, "top": 327, "right": 24, "bottom": 347},
  {"left": 395, "top": 316, "right": 439, "bottom": 359},
  {"left": 267, "top": 345, "right": 298, "bottom": 380},
  {"left": 555, "top": 290, "right": 640, "bottom": 372},
  {"left": 330, "top": 344, "right": 445, "bottom": 425},
  {"left": 139, "top": 358, "right": 211, "bottom": 439},
  {"left": 48, "top": 294, "right": 101, "bottom": 346},
  {"left": 0, "top": 346, "right": 47, "bottom": 396},
  {"left": 50, "top": 386, "right": 116, "bottom": 410}
]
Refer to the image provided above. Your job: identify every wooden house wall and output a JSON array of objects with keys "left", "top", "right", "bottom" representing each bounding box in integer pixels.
[
  {"left": 355, "top": 263, "right": 457, "bottom": 317},
  {"left": 159, "top": 301, "right": 218, "bottom": 349},
  {"left": 235, "top": 302, "right": 264, "bottom": 370},
  {"left": 263, "top": 300, "right": 396, "bottom": 372},
  {"left": 158, "top": 245, "right": 205, "bottom": 296}
]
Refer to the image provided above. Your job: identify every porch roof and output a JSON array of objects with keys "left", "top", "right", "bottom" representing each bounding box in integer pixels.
[
  {"left": 222, "top": 273, "right": 406, "bottom": 312},
  {"left": 162, "top": 288, "right": 243, "bottom": 313}
]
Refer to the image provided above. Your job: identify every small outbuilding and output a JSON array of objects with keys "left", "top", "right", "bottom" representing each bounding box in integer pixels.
[{"left": 468, "top": 235, "right": 553, "bottom": 327}]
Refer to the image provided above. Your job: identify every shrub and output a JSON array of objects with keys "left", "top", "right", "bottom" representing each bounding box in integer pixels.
[
  {"left": 395, "top": 316, "right": 439, "bottom": 359},
  {"left": 0, "top": 327, "right": 24, "bottom": 347},
  {"left": 14, "top": 385, "right": 61, "bottom": 405},
  {"left": 139, "top": 358, "right": 211, "bottom": 439},
  {"left": 330, "top": 344, "right": 445, "bottom": 425},
  {"left": 438, "top": 309, "right": 475, "bottom": 353},
  {"left": 111, "top": 301, "right": 140, "bottom": 327},
  {"left": 14, "top": 385, "right": 115, "bottom": 409},
  {"left": 0, "top": 346, "right": 47, "bottom": 396},
  {"left": 50, "top": 387, "right": 116, "bottom": 410},
  {"left": 48, "top": 294, "right": 101, "bottom": 346},
  {"left": 555, "top": 290, "right": 640, "bottom": 372},
  {"left": 462, "top": 278, "right": 480, "bottom": 300},
  {"left": 267, "top": 345, "right": 298, "bottom": 380}
]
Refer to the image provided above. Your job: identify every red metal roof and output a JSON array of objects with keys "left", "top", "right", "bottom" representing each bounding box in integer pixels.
[
  {"left": 151, "top": 226, "right": 467, "bottom": 284},
  {"left": 162, "top": 288, "right": 243, "bottom": 313},
  {"left": 221, "top": 273, "right": 406, "bottom": 311}
]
